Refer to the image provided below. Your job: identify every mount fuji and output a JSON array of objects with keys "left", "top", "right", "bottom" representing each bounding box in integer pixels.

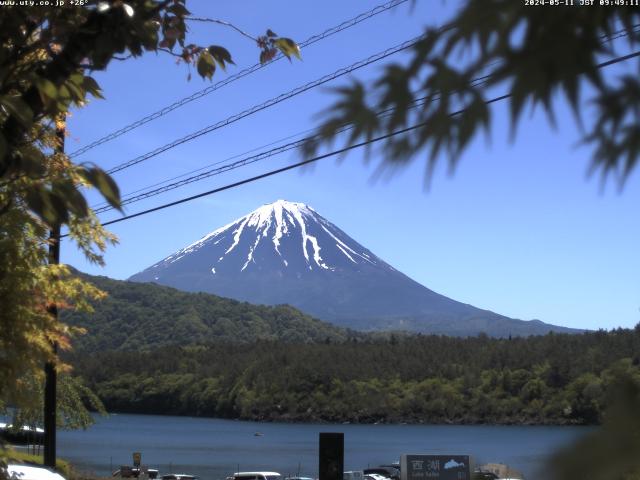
[{"left": 130, "top": 200, "right": 577, "bottom": 336}]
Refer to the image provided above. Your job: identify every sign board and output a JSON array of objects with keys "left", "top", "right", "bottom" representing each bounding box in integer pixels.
[
  {"left": 401, "top": 455, "right": 472, "bottom": 480},
  {"left": 133, "top": 452, "right": 141, "bottom": 467}
]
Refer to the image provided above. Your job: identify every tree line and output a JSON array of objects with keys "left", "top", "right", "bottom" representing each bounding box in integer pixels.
[
  {"left": 68, "top": 326, "right": 640, "bottom": 425},
  {"left": 61, "top": 272, "right": 351, "bottom": 350}
]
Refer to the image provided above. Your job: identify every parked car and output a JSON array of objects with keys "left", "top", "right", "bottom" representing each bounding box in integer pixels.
[
  {"left": 228, "top": 472, "right": 282, "bottom": 480},
  {"left": 112, "top": 467, "right": 159, "bottom": 479},
  {"left": 378, "top": 465, "right": 400, "bottom": 480},
  {"left": 0, "top": 423, "right": 44, "bottom": 445},
  {"left": 364, "top": 474, "right": 388, "bottom": 480},
  {"left": 472, "top": 473, "right": 498, "bottom": 480},
  {"left": 363, "top": 467, "right": 394, "bottom": 478},
  {"left": 161, "top": 475, "right": 198, "bottom": 480},
  {"left": 7, "top": 464, "right": 66, "bottom": 480},
  {"left": 343, "top": 471, "right": 364, "bottom": 480},
  {"left": 364, "top": 467, "right": 399, "bottom": 480}
]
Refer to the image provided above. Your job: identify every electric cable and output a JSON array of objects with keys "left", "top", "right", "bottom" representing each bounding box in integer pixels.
[
  {"left": 68, "top": 0, "right": 411, "bottom": 158},
  {"left": 92, "top": 75, "right": 494, "bottom": 214},
  {"left": 105, "top": 34, "right": 424, "bottom": 175},
  {"left": 89, "top": 125, "right": 321, "bottom": 210},
  {"left": 93, "top": 27, "right": 640, "bottom": 213},
  {"left": 66, "top": 48, "right": 639, "bottom": 233},
  {"left": 88, "top": 93, "right": 513, "bottom": 231}
]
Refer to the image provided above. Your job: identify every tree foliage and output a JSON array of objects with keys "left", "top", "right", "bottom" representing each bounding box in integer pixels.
[
  {"left": 301, "top": 4, "right": 640, "bottom": 477},
  {"left": 0, "top": 203, "right": 108, "bottom": 479},
  {"left": 0, "top": 205, "right": 108, "bottom": 411},
  {"left": 549, "top": 361, "right": 640, "bottom": 480},
  {"left": 306, "top": 3, "right": 640, "bottom": 186},
  {"left": 63, "top": 272, "right": 350, "bottom": 350},
  {"left": 0, "top": 4, "right": 300, "bottom": 477},
  {"left": 0, "top": 0, "right": 300, "bottom": 225},
  {"left": 69, "top": 327, "right": 640, "bottom": 425},
  {"left": 5, "top": 373, "right": 106, "bottom": 431},
  {"left": 0, "top": 4, "right": 301, "bottom": 368}
]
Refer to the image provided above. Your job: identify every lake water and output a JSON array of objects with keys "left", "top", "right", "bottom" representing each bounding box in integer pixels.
[{"left": 57, "top": 414, "right": 590, "bottom": 480}]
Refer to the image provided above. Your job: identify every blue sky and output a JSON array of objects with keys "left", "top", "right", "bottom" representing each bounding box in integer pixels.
[{"left": 61, "top": 0, "right": 640, "bottom": 331}]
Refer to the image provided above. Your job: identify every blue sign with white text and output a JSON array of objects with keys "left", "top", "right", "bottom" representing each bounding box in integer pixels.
[{"left": 400, "top": 454, "right": 472, "bottom": 480}]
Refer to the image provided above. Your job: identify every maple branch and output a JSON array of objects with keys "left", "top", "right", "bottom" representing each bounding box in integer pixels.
[{"left": 186, "top": 17, "right": 258, "bottom": 43}]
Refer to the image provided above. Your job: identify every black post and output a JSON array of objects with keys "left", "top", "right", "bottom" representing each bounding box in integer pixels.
[
  {"left": 44, "top": 116, "right": 65, "bottom": 469},
  {"left": 43, "top": 330, "right": 58, "bottom": 468},
  {"left": 319, "top": 432, "right": 344, "bottom": 480},
  {"left": 43, "top": 223, "right": 60, "bottom": 468}
]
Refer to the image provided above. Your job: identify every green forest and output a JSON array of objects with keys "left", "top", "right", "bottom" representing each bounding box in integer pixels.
[
  {"left": 69, "top": 327, "right": 640, "bottom": 425},
  {"left": 62, "top": 273, "right": 351, "bottom": 350}
]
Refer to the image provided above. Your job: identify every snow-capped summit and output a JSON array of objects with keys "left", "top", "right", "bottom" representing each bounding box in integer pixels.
[
  {"left": 130, "top": 200, "right": 575, "bottom": 336},
  {"left": 155, "top": 199, "right": 385, "bottom": 275}
]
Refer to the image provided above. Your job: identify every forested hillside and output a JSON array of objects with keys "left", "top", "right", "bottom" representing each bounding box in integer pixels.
[
  {"left": 62, "top": 273, "right": 350, "bottom": 350},
  {"left": 70, "top": 327, "right": 640, "bottom": 425}
]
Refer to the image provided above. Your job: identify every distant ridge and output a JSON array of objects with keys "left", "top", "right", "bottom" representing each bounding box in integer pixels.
[
  {"left": 63, "top": 272, "right": 349, "bottom": 351},
  {"left": 130, "top": 200, "right": 581, "bottom": 337}
]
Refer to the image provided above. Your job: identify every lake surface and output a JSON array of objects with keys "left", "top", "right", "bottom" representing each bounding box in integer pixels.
[{"left": 57, "top": 414, "right": 590, "bottom": 480}]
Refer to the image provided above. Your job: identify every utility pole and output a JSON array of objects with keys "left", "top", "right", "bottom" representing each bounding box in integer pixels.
[
  {"left": 319, "top": 433, "right": 343, "bottom": 480},
  {"left": 44, "top": 115, "right": 65, "bottom": 469}
]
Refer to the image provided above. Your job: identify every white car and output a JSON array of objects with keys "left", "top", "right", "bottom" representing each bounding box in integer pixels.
[
  {"left": 6, "top": 464, "right": 66, "bottom": 480},
  {"left": 364, "top": 474, "right": 388, "bottom": 480},
  {"left": 229, "top": 472, "right": 282, "bottom": 480}
]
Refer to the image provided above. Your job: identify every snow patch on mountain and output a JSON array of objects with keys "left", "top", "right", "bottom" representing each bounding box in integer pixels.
[
  {"left": 130, "top": 199, "right": 579, "bottom": 338},
  {"left": 242, "top": 233, "right": 262, "bottom": 271},
  {"left": 320, "top": 224, "right": 375, "bottom": 266},
  {"left": 158, "top": 199, "right": 373, "bottom": 272}
]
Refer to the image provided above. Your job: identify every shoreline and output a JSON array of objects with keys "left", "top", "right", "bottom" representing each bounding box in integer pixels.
[
  {"left": 56, "top": 413, "right": 591, "bottom": 480},
  {"left": 91, "top": 409, "right": 594, "bottom": 427}
]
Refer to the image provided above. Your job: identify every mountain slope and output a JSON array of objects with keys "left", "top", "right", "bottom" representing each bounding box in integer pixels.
[
  {"left": 130, "top": 200, "right": 579, "bottom": 337},
  {"left": 62, "top": 272, "right": 349, "bottom": 351}
]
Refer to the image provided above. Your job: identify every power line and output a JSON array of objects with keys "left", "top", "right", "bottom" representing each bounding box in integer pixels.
[
  {"left": 68, "top": 0, "right": 410, "bottom": 159},
  {"left": 101, "top": 23, "right": 640, "bottom": 177},
  {"left": 93, "top": 136, "right": 309, "bottom": 214},
  {"left": 602, "top": 25, "right": 640, "bottom": 43},
  {"left": 86, "top": 93, "right": 512, "bottom": 232},
  {"left": 69, "top": 48, "right": 640, "bottom": 234},
  {"left": 595, "top": 49, "right": 640, "bottom": 69},
  {"left": 105, "top": 34, "right": 423, "bottom": 175},
  {"left": 93, "top": 27, "right": 640, "bottom": 214},
  {"left": 70, "top": 15, "right": 640, "bottom": 170},
  {"left": 93, "top": 75, "right": 495, "bottom": 214},
  {"left": 90, "top": 125, "right": 320, "bottom": 210}
]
